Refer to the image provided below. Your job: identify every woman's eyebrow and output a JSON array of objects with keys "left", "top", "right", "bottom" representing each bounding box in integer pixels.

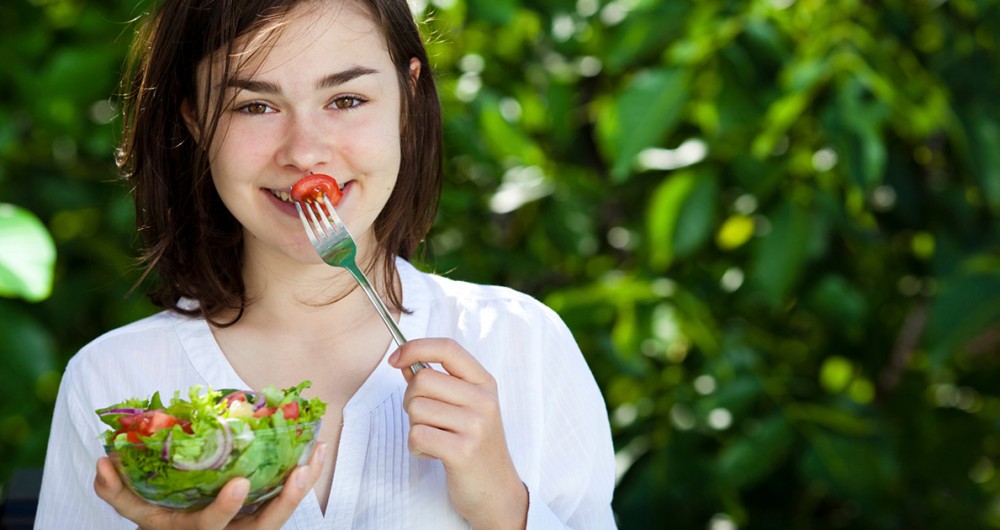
[
  {"left": 224, "top": 67, "right": 379, "bottom": 94},
  {"left": 225, "top": 78, "right": 281, "bottom": 94},
  {"left": 316, "top": 67, "right": 379, "bottom": 89}
]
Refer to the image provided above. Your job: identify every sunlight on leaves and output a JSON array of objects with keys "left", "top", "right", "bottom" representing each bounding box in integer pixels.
[{"left": 0, "top": 204, "right": 56, "bottom": 302}]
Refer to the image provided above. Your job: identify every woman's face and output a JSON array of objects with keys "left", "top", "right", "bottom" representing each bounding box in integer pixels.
[{"left": 187, "top": 0, "right": 412, "bottom": 265}]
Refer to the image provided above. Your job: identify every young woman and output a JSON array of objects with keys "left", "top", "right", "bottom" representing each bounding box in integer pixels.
[{"left": 35, "top": 0, "right": 616, "bottom": 528}]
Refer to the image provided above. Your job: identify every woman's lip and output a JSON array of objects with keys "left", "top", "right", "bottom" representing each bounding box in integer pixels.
[{"left": 264, "top": 189, "right": 300, "bottom": 218}]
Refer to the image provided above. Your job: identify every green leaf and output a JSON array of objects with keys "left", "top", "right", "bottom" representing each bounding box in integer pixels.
[
  {"left": 788, "top": 403, "right": 875, "bottom": 436},
  {"left": 749, "top": 202, "right": 813, "bottom": 307},
  {"left": 672, "top": 173, "right": 717, "bottom": 260},
  {"left": 696, "top": 375, "right": 762, "bottom": 419},
  {"left": 0, "top": 301, "right": 58, "bottom": 400},
  {"left": 603, "top": 2, "right": 689, "bottom": 72},
  {"left": 741, "top": 19, "right": 788, "bottom": 64},
  {"left": 0, "top": 204, "right": 56, "bottom": 302},
  {"left": 800, "top": 430, "right": 898, "bottom": 502},
  {"left": 925, "top": 268, "right": 1000, "bottom": 366},
  {"left": 830, "top": 77, "right": 890, "bottom": 189},
  {"left": 806, "top": 275, "right": 868, "bottom": 338},
  {"left": 601, "top": 68, "right": 690, "bottom": 182},
  {"left": 715, "top": 413, "right": 794, "bottom": 489},
  {"left": 965, "top": 112, "right": 1000, "bottom": 213},
  {"left": 751, "top": 91, "right": 812, "bottom": 159},
  {"left": 646, "top": 172, "right": 695, "bottom": 270},
  {"left": 646, "top": 167, "right": 715, "bottom": 268},
  {"left": 478, "top": 97, "right": 545, "bottom": 166},
  {"left": 716, "top": 214, "right": 755, "bottom": 251},
  {"left": 466, "top": 0, "right": 517, "bottom": 25},
  {"left": 819, "top": 356, "right": 854, "bottom": 393}
]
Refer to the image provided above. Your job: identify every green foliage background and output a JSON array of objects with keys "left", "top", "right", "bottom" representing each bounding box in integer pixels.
[{"left": 2, "top": 0, "right": 999, "bottom": 527}]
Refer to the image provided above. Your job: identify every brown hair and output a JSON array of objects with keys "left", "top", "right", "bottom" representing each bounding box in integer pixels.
[{"left": 117, "top": 0, "right": 442, "bottom": 326}]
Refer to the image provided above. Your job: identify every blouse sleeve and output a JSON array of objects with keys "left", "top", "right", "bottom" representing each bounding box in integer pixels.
[
  {"left": 521, "top": 305, "right": 618, "bottom": 529},
  {"left": 35, "top": 359, "right": 133, "bottom": 529}
]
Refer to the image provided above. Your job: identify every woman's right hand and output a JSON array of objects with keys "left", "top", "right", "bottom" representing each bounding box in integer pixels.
[{"left": 94, "top": 442, "right": 327, "bottom": 529}]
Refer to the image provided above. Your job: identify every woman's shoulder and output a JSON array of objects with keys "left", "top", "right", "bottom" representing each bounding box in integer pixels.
[
  {"left": 66, "top": 309, "right": 190, "bottom": 373},
  {"left": 399, "top": 260, "right": 578, "bottom": 355},
  {"left": 57, "top": 309, "right": 203, "bottom": 415},
  {"left": 85, "top": 309, "right": 185, "bottom": 346},
  {"left": 403, "top": 260, "right": 558, "bottom": 320}
]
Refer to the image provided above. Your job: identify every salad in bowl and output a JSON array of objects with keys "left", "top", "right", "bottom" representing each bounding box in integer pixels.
[{"left": 97, "top": 381, "right": 326, "bottom": 511}]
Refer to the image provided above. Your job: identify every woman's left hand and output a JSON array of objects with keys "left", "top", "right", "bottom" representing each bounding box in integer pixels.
[{"left": 389, "top": 338, "right": 528, "bottom": 530}]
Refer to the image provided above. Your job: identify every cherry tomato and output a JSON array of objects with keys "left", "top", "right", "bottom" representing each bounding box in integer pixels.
[{"left": 290, "top": 174, "right": 343, "bottom": 205}]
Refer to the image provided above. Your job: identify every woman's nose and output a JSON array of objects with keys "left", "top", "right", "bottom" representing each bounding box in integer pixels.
[{"left": 275, "top": 114, "right": 332, "bottom": 171}]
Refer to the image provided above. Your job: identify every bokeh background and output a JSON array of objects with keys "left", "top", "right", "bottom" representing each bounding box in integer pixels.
[{"left": 2, "top": 0, "right": 1000, "bottom": 527}]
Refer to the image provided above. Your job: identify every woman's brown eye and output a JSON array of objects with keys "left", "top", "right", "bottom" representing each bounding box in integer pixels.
[
  {"left": 245, "top": 103, "right": 268, "bottom": 114},
  {"left": 333, "top": 97, "right": 358, "bottom": 109}
]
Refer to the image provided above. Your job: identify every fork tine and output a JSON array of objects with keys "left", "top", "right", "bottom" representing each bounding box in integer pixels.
[
  {"left": 295, "top": 201, "right": 321, "bottom": 245},
  {"left": 313, "top": 197, "right": 338, "bottom": 234},
  {"left": 321, "top": 196, "right": 342, "bottom": 228},
  {"left": 304, "top": 200, "right": 328, "bottom": 238}
]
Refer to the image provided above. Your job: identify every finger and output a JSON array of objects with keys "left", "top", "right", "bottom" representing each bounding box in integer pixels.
[
  {"left": 250, "top": 442, "right": 327, "bottom": 528},
  {"left": 408, "top": 423, "right": 462, "bottom": 460},
  {"left": 94, "top": 457, "right": 158, "bottom": 523},
  {"left": 193, "top": 477, "right": 250, "bottom": 529},
  {"left": 406, "top": 389, "right": 503, "bottom": 455},
  {"left": 390, "top": 338, "right": 493, "bottom": 387},
  {"left": 405, "top": 395, "right": 475, "bottom": 433},
  {"left": 402, "top": 368, "right": 486, "bottom": 409}
]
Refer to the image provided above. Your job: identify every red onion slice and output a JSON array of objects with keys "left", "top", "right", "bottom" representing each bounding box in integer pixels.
[
  {"left": 162, "top": 431, "right": 172, "bottom": 461},
  {"left": 245, "top": 391, "right": 267, "bottom": 411},
  {"left": 99, "top": 408, "right": 148, "bottom": 416},
  {"left": 170, "top": 420, "right": 233, "bottom": 471}
]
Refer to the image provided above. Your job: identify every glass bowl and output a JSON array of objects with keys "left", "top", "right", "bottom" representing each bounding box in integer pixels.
[{"left": 104, "top": 419, "right": 321, "bottom": 512}]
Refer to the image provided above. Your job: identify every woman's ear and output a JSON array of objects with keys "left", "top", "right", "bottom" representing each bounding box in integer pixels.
[
  {"left": 408, "top": 57, "right": 421, "bottom": 95},
  {"left": 180, "top": 99, "right": 201, "bottom": 142}
]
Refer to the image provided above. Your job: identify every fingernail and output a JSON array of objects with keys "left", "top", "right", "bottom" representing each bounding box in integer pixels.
[
  {"left": 231, "top": 479, "right": 249, "bottom": 499},
  {"left": 295, "top": 466, "right": 309, "bottom": 489},
  {"left": 388, "top": 349, "right": 400, "bottom": 366}
]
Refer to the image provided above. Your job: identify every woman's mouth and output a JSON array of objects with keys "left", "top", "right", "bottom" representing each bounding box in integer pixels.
[
  {"left": 268, "top": 181, "right": 347, "bottom": 203},
  {"left": 266, "top": 181, "right": 350, "bottom": 218}
]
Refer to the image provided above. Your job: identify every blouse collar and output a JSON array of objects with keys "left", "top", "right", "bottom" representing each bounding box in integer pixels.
[{"left": 175, "top": 257, "right": 432, "bottom": 417}]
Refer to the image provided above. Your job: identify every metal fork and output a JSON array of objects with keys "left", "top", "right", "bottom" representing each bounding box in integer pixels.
[{"left": 296, "top": 196, "right": 428, "bottom": 374}]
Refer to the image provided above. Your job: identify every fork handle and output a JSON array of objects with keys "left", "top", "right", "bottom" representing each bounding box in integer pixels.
[{"left": 345, "top": 263, "right": 429, "bottom": 375}]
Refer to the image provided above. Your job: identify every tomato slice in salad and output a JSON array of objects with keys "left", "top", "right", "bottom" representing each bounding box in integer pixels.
[
  {"left": 118, "top": 410, "right": 175, "bottom": 435},
  {"left": 280, "top": 401, "right": 300, "bottom": 420},
  {"left": 251, "top": 401, "right": 300, "bottom": 420},
  {"left": 290, "top": 174, "right": 343, "bottom": 206},
  {"left": 115, "top": 410, "right": 192, "bottom": 444}
]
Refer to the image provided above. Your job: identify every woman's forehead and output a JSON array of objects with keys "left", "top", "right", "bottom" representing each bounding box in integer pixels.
[{"left": 201, "top": 0, "right": 387, "bottom": 85}]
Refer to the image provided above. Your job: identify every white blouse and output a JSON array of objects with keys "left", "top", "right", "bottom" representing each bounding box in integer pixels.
[{"left": 35, "top": 259, "right": 617, "bottom": 529}]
